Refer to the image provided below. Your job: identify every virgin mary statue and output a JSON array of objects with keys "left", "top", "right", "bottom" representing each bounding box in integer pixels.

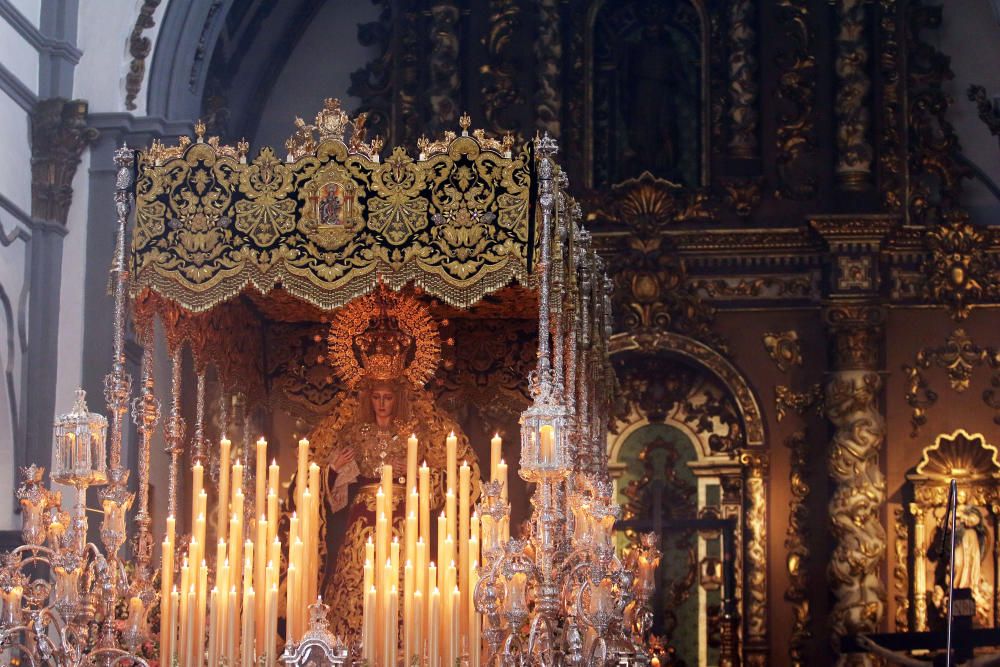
[{"left": 305, "top": 287, "right": 479, "bottom": 640}]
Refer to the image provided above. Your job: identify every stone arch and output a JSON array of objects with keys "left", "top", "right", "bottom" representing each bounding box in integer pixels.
[{"left": 609, "top": 329, "right": 765, "bottom": 447}]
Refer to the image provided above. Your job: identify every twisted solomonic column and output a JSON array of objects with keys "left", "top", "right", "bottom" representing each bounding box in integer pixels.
[{"left": 824, "top": 305, "right": 887, "bottom": 666}]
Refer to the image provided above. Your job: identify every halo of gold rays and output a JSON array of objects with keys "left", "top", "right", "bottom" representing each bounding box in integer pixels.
[{"left": 327, "top": 285, "right": 442, "bottom": 389}]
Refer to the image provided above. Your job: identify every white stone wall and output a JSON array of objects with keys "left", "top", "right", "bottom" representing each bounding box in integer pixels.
[
  {"left": 74, "top": 0, "right": 167, "bottom": 114},
  {"left": 0, "top": 0, "right": 38, "bottom": 530}
]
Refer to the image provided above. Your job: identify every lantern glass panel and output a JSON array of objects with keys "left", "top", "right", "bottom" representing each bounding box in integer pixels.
[{"left": 52, "top": 390, "right": 107, "bottom": 488}]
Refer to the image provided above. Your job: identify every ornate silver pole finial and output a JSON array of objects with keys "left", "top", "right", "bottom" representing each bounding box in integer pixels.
[{"left": 105, "top": 143, "right": 135, "bottom": 474}]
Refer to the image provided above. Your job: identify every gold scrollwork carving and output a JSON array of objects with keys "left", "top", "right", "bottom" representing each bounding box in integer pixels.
[
  {"left": 727, "top": 0, "right": 759, "bottom": 159},
  {"left": 428, "top": 1, "right": 461, "bottom": 131},
  {"left": 969, "top": 84, "right": 1000, "bottom": 145},
  {"left": 922, "top": 214, "right": 999, "bottom": 321},
  {"left": 721, "top": 178, "right": 762, "bottom": 218},
  {"left": 480, "top": 0, "right": 524, "bottom": 136},
  {"left": 834, "top": 0, "right": 873, "bottom": 189},
  {"left": 589, "top": 171, "right": 715, "bottom": 229},
  {"left": 774, "top": 0, "right": 818, "bottom": 200},
  {"left": 609, "top": 331, "right": 765, "bottom": 448},
  {"left": 823, "top": 304, "right": 884, "bottom": 372},
  {"left": 906, "top": 2, "right": 970, "bottom": 224},
  {"left": 125, "top": 0, "right": 161, "bottom": 111},
  {"left": 133, "top": 108, "right": 534, "bottom": 313},
  {"left": 903, "top": 329, "right": 1000, "bottom": 436},
  {"left": 689, "top": 275, "right": 817, "bottom": 301},
  {"left": 893, "top": 507, "right": 909, "bottom": 632},
  {"left": 534, "top": 0, "right": 561, "bottom": 138},
  {"left": 775, "top": 384, "right": 822, "bottom": 423},
  {"left": 763, "top": 330, "right": 802, "bottom": 372},
  {"left": 784, "top": 432, "right": 812, "bottom": 666},
  {"left": 741, "top": 450, "right": 768, "bottom": 660},
  {"left": 825, "top": 371, "right": 887, "bottom": 658},
  {"left": 879, "top": 0, "right": 904, "bottom": 212}
]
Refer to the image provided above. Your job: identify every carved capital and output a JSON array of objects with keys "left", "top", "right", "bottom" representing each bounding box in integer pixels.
[
  {"left": 823, "top": 305, "right": 884, "bottom": 371},
  {"left": 30, "top": 98, "right": 98, "bottom": 225}
]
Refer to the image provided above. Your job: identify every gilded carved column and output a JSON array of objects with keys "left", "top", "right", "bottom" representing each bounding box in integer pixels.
[
  {"left": 835, "top": 0, "right": 873, "bottom": 189},
  {"left": 742, "top": 450, "right": 769, "bottom": 666},
  {"left": 812, "top": 217, "right": 894, "bottom": 663},
  {"left": 824, "top": 305, "right": 887, "bottom": 666},
  {"left": 727, "top": 0, "right": 759, "bottom": 158}
]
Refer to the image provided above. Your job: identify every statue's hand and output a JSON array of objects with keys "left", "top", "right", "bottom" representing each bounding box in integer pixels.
[{"left": 331, "top": 446, "right": 355, "bottom": 471}]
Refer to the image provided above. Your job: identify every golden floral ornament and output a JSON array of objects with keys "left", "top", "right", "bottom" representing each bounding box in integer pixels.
[
  {"left": 762, "top": 330, "right": 802, "bottom": 372},
  {"left": 922, "top": 213, "right": 998, "bottom": 321},
  {"left": 368, "top": 147, "right": 430, "bottom": 246},
  {"left": 234, "top": 147, "right": 297, "bottom": 247},
  {"left": 903, "top": 328, "right": 1000, "bottom": 435},
  {"left": 327, "top": 285, "right": 442, "bottom": 389}
]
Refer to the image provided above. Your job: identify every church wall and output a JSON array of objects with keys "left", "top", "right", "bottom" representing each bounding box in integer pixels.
[
  {"left": 0, "top": 92, "right": 33, "bottom": 213},
  {"left": 74, "top": 0, "right": 168, "bottom": 115},
  {"left": 0, "top": 0, "right": 42, "bottom": 533},
  {"left": 0, "top": 17, "right": 40, "bottom": 94},
  {"left": 54, "top": 147, "right": 89, "bottom": 418},
  {"left": 0, "top": 212, "right": 27, "bottom": 531},
  {"left": 8, "top": 0, "right": 39, "bottom": 26}
]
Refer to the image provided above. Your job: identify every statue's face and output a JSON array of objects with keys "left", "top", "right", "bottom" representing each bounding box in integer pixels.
[{"left": 371, "top": 387, "right": 396, "bottom": 421}]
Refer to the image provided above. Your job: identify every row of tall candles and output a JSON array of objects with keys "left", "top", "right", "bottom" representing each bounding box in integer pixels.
[
  {"left": 361, "top": 433, "right": 509, "bottom": 666},
  {"left": 158, "top": 437, "right": 323, "bottom": 666}
]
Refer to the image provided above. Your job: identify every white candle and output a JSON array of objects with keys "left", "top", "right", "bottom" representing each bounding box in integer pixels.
[
  {"left": 413, "top": 589, "right": 424, "bottom": 667},
  {"left": 255, "top": 437, "right": 267, "bottom": 532},
  {"left": 446, "top": 432, "right": 457, "bottom": 503},
  {"left": 207, "top": 587, "right": 219, "bottom": 667},
  {"left": 490, "top": 433, "right": 502, "bottom": 482},
  {"left": 449, "top": 585, "right": 460, "bottom": 667},
  {"left": 419, "top": 462, "right": 431, "bottom": 562},
  {"left": 429, "top": 587, "right": 440, "bottom": 667},
  {"left": 407, "top": 434, "right": 419, "bottom": 498},
  {"left": 218, "top": 440, "right": 231, "bottom": 545},
  {"left": 364, "top": 585, "right": 377, "bottom": 661},
  {"left": 540, "top": 425, "right": 554, "bottom": 463},
  {"left": 241, "top": 586, "right": 255, "bottom": 667},
  {"left": 167, "top": 587, "right": 178, "bottom": 666}
]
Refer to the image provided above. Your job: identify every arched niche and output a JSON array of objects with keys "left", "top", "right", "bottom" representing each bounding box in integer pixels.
[
  {"left": 607, "top": 330, "right": 767, "bottom": 666},
  {"left": 584, "top": 0, "right": 710, "bottom": 189}
]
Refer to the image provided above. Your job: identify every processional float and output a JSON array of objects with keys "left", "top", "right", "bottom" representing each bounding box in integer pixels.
[{"left": 0, "top": 101, "right": 661, "bottom": 666}]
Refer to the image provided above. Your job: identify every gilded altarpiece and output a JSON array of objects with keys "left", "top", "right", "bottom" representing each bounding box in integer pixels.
[{"left": 900, "top": 430, "right": 1000, "bottom": 633}]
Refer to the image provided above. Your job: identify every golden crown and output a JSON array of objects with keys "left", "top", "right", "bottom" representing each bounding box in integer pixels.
[
  {"left": 355, "top": 312, "right": 412, "bottom": 381},
  {"left": 328, "top": 286, "right": 441, "bottom": 389}
]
